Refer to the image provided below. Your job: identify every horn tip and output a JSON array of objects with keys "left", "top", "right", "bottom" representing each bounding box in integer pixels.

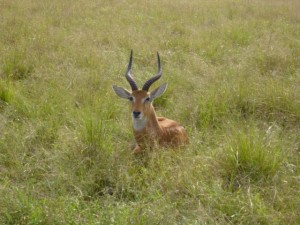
[{"left": 130, "top": 50, "right": 133, "bottom": 58}]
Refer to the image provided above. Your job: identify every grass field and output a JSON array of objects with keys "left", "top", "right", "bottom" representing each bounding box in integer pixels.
[{"left": 0, "top": 0, "right": 299, "bottom": 224}]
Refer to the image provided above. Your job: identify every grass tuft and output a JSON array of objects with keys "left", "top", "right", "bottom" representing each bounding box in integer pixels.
[
  {"left": 0, "top": 80, "right": 13, "bottom": 104},
  {"left": 221, "top": 130, "right": 283, "bottom": 191},
  {"left": 2, "top": 51, "right": 34, "bottom": 80}
]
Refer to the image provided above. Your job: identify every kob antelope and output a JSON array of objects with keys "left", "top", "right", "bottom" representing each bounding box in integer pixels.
[{"left": 112, "top": 51, "right": 188, "bottom": 153}]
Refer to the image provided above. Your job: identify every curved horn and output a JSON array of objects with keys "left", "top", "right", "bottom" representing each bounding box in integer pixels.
[
  {"left": 142, "top": 52, "right": 162, "bottom": 91},
  {"left": 125, "top": 50, "right": 138, "bottom": 91}
]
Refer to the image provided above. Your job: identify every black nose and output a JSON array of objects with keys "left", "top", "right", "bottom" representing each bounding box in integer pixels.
[{"left": 133, "top": 111, "right": 141, "bottom": 118}]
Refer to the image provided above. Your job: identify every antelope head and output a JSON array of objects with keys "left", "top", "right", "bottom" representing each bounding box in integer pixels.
[{"left": 112, "top": 50, "right": 167, "bottom": 131}]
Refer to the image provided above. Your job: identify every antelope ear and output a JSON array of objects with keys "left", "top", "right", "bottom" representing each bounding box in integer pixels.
[
  {"left": 150, "top": 83, "right": 167, "bottom": 100},
  {"left": 112, "top": 85, "right": 132, "bottom": 99}
]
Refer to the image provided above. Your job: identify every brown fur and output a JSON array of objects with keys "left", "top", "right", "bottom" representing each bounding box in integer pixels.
[{"left": 131, "top": 90, "right": 189, "bottom": 154}]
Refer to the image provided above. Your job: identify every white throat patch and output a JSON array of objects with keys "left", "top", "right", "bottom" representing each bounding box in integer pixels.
[{"left": 132, "top": 116, "right": 147, "bottom": 131}]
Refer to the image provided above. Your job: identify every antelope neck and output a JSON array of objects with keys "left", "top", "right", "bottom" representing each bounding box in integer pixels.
[
  {"left": 132, "top": 117, "right": 147, "bottom": 131},
  {"left": 132, "top": 107, "right": 162, "bottom": 134}
]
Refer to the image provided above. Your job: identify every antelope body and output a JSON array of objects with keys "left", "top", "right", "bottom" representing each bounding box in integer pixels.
[{"left": 112, "top": 51, "right": 188, "bottom": 153}]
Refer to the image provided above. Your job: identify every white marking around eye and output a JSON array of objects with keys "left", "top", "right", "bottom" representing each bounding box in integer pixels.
[
  {"left": 142, "top": 96, "right": 151, "bottom": 103},
  {"left": 129, "top": 96, "right": 136, "bottom": 102}
]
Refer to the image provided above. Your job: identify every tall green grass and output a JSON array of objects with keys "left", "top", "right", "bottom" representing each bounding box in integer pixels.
[{"left": 0, "top": 0, "right": 299, "bottom": 224}]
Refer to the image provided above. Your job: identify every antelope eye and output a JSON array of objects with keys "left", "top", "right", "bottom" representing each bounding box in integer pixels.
[
  {"left": 144, "top": 97, "right": 151, "bottom": 102},
  {"left": 128, "top": 96, "right": 134, "bottom": 102}
]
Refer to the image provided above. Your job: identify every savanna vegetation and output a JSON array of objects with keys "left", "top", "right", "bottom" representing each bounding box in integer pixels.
[{"left": 0, "top": 0, "right": 299, "bottom": 224}]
